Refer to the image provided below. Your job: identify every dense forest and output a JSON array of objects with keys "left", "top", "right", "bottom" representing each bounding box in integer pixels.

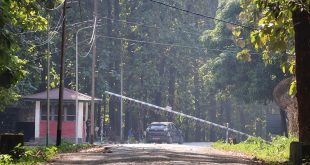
[{"left": 1, "top": 0, "right": 288, "bottom": 142}]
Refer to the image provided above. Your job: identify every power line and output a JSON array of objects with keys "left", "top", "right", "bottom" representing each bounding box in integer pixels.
[
  {"left": 14, "top": 11, "right": 63, "bottom": 35},
  {"left": 22, "top": 23, "right": 256, "bottom": 55},
  {"left": 88, "top": 16, "right": 97, "bottom": 44},
  {"left": 80, "top": 34, "right": 95, "bottom": 58},
  {"left": 21, "top": 16, "right": 64, "bottom": 46},
  {"left": 149, "top": 0, "right": 254, "bottom": 30},
  {"left": 18, "top": 11, "right": 64, "bottom": 47},
  {"left": 26, "top": 38, "right": 91, "bottom": 63},
  {"left": 100, "top": 16, "right": 202, "bottom": 36},
  {"left": 18, "top": 14, "right": 251, "bottom": 54},
  {"left": 44, "top": 1, "right": 64, "bottom": 11},
  {"left": 20, "top": 16, "right": 96, "bottom": 46},
  {"left": 15, "top": 18, "right": 95, "bottom": 36},
  {"left": 17, "top": 14, "right": 200, "bottom": 45},
  {"left": 96, "top": 34, "right": 253, "bottom": 54}
]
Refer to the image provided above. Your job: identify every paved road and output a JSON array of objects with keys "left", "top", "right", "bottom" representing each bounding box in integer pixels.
[{"left": 49, "top": 142, "right": 259, "bottom": 165}]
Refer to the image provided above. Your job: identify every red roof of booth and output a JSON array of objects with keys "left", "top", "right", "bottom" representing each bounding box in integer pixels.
[{"left": 23, "top": 88, "right": 100, "bottom": 101}]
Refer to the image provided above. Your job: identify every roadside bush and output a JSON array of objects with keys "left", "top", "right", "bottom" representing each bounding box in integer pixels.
[
  {"left": 57, "top": 141, "right": 93, "bottom": 153},
  {"left": 0, "top": 154, "right": 13, "bottom": 164},
  {"left": 0, "top": 142, "right": 93, "bottom": 164},
  {"left": 128, "top": 137, "right": 136, "bottom": 144},
  {"left": 213, "top": 136, "right": 297, "bottom": 163},
  {"left": 14, "top": 145, "right": 58, "bottom": 163}
]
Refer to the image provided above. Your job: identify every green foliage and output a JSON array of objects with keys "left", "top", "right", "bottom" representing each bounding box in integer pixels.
[
  {"left": 2, "top": 0, "right": 284, "bottom": 142},
  {"left": 0, "top": 0, "right": 48, "bottom": 111},
  {"left": 57, "top": 141, "right": 93, "bottom": 153},
  {"left": 1, "top": 0, "right": 48, "bottom": 30},
  {"left": 213, "top": 136, "right": 297, "bottom": 163},
  {"left": 238, "top": 0, "right": 310, "bottom": 98},
  {"left": 289, "top": 79, "right": 297, "bottom": 96},
  {"left": 201, "top": 0, "right": 283, "bottom": 103},
  {"left": 0, "top": 154, "right": 13, "bottom": 164},
  {"left": 0, "top": 142, "right": 92, "bottom": 164},
  {"left": 0, "top": 0, "right": 48, "bottom": 87},
  {"left": 236, "top": 49, "right": 251, "bottom": 62},
  {"left": 0, "top": 87, "right": 20, "bottom": 111},
  {"left": 128, "top": 136, "right": 136, "bottom": 144}
]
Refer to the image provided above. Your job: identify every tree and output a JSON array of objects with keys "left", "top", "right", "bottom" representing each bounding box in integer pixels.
[
  {"left": 16, "top": 0, "right": 276, "bottom": 141},
  {"left": 292, "top": 5, "right": 310, "bottom": 143},
  {"left": 199, "top": 0, "right": 283, "bottom": 139},
  {"left": 0, "top": 0, "right": 48, "bottom": 110},
  {"left": 239, "top": 0, "right": 310, "bottom": 143}
]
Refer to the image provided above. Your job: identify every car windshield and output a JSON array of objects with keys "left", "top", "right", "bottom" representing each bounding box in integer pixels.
[{"left": 149, "top": 124, "right": 167, "bottom": 130}]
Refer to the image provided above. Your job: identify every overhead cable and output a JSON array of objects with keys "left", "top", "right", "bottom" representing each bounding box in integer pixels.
[
  {"left": 100, "top": 16, "right": 202, "bottom": 36},
  {"left": 96, "top": 34, "right": 257, "bottom": 54},
  {"left": 149, "top": 0, "right": 254, "bottom": 30},
  {"left": 21, "top": 16, "right": 65, "bottom": 46},
  {"left": 38, "top": 1, "right": 65, "bottom": 11},
  {"left": 88, "top": 16, "right": 97, "bottom": 44},
  {"left": 15, "top": 18, "right": 96, "bottom": 35},
  {"left": 80, "top": 33, "right": 96, "bottom": 58}
]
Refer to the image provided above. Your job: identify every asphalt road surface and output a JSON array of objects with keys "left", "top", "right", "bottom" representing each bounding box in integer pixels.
[{"left": 48, "top": 142, "right": 260, "bottom": 165}]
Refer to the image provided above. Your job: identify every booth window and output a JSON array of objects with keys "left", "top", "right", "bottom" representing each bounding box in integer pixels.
[
  {"left": 41, "top": 103, "right": 47, "bottom": 120},
  {"left": 53, "top": 104, "right": 64, "bottom": 121},
  {"left": 66, "top": 104, "right": 75, "bottom": 121}
]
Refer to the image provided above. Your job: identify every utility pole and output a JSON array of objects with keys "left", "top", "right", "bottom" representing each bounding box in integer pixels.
[
  {"left": 56, "top": 0, "right": 67, "bottom": 146},
  {"left": 46, "top": 17, "right": 50, "bottom": 147},
  {"left": 120, "top": 49, "right": 123, "bottom": 142},
  {"left": 90, "top": 0, "right": 97, "bottom": 144}
]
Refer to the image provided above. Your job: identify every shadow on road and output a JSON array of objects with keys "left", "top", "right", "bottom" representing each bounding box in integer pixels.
[{"left": 49, "top": 145, "right": 258, "bottom": 165}]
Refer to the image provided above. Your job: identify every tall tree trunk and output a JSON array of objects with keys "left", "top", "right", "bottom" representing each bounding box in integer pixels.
[
  {"left": 124, "top": 32, "right": 135, "bottom": 139},
  {"left": 225, "top": 100, "right": 232, "bottom": 128},
  {"left": 106, "top": 0, "right": 116, "bottom": 136},
  {"left": 124, "top": 107, "right": 132, "bottom": 140},
  {"left": 218, "top": 101, "right": 225, "bottom": 139},
  {"left": 154, "top": 56, "right": 165, "bottom": 121},
  {"left": 39, "top": 56, "right": 47, "bottom": 91},
  {"left": 293, "top": 8, "right": 310, "bottom": 143},
  {"left": 193, "top": 67, "right": 201, "bottom": 141},
  {"left": 140, "top": 55, "right": 148, "bottom": 135},
  {"left": 114, "top": 0, "right": 121, "bottom": 137},
  {"left": 168, "top": 67, "right": 176, "bottom": 121},
  {"left": 239, "top": 107, "right": 246, "bottom": 141},
  {"left": 209, "top": 97, "right": 217, "bottom": 141},
  {"left": 280, "top": 109, "right": 288, "bottom": 137}
]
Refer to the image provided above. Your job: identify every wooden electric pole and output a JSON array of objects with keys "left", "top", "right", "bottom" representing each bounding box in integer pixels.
[
  {"left": 46, "top": 17, "right": 50, "bottom": 147},
  {"left": 56, "top": 0, "right": 67, "bottom": 146},
  {"left": 90, "top": 0, "right": 97, "bottom": 144}
]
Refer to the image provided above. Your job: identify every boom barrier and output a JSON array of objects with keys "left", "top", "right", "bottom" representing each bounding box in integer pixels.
[{"left": 105, "top": 91, "right": 253, "bottom": 138}]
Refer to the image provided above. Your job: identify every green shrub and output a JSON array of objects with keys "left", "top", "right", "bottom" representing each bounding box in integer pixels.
[
  {"left": 0, "top": 154, "right": 13, "bottom": 164},
  {"left": 44, "top": 146, "right": 58, "bottom": 160},
  {"left": 57, "top": 141, "right": 92, "bottom": 153},
  {"left": 1, "top": 142, "right": 92, "bottom": 164},
  {"left": 15, "top": 145, "right": 58, "bottom": 163},
  {"left": 213, "top": 136, "right": 297, "bottom": 163},
  {"left": 128, "top": 137, "right": 136, "bottom": 143}
]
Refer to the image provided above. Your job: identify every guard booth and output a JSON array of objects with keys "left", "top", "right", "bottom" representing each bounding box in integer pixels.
[{"left": 21, "top": 88, "right": 101, "bottom": 143}]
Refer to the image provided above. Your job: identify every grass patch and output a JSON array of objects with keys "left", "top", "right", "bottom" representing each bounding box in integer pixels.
[
  {"left": 212, "top": 136, "right": 297, "bottom": 163},
  {"left": 0, "top": 142, "right": 93, "bottom": 164}
]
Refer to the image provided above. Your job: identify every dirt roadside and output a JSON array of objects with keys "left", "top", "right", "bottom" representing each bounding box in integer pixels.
[{"left": 47, "top": 143, "right": 261, "bottom": 165}]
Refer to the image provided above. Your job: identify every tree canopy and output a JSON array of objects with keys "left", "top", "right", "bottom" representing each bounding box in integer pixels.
[
  {"left": 0, "top": 0, "right": 52, "bottom": 110},
  {"left": 0, "top": 0, "right": 290, "bottom": 141}
]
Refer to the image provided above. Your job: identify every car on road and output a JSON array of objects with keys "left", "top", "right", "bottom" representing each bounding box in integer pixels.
[{"left": 145, "top": 122, "right": 184, "bottom": 144}]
